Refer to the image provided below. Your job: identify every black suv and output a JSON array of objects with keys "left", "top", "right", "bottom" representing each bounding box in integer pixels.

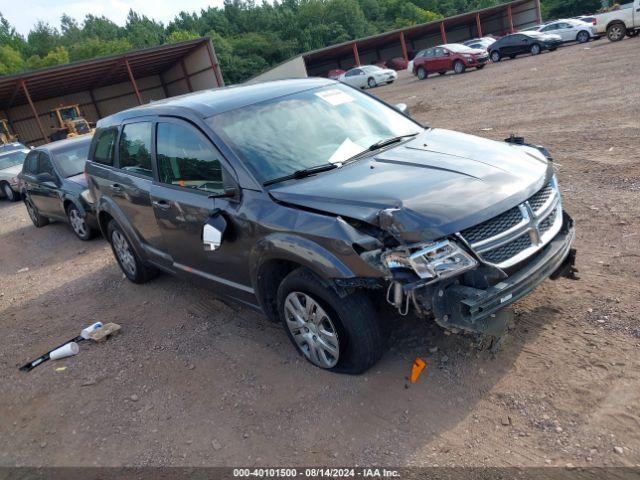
[{"left": 86, "top": 79, "right": 576, "bottom": 374}]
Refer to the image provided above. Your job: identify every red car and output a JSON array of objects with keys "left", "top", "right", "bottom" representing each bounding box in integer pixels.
[
  {"left": 412, "top": 44, "right": 488, "bottom": 80},
  {"left": 327, "top": 69, "right": 346, "bottom": 80}
]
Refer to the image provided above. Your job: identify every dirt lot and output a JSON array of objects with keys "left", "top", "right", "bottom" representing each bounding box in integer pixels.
[{"left": 1, "top": 37, "right": 639, "bottom": 469}]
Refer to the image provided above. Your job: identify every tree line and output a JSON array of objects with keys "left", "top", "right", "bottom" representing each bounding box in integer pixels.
[{"left": 0, "top": 0, "right": 601, "bottom": 84}]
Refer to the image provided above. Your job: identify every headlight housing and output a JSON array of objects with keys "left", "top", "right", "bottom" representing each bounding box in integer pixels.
[
  {"left": 381, "top": 239, "right": 477, "bottom": 283},
  {"left": 9, "top": 176, "right": 18, "bottom": 186}
]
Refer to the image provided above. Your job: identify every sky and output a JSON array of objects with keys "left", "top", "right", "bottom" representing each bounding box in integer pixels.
[{"left": 0, "top": 0, "right": 224, "bottom": 36}]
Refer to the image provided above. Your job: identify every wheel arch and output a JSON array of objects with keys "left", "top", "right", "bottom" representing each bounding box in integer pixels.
[
  {"left": 249, "top": 234, "right": 358, "bottom": 321},
  {"left": 96, "top": 197, "right": 146, "bottom": 260}
]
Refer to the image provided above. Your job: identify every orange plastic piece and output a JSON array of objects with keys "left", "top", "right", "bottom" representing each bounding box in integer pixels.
[{"left": 410, "top": 357, "right": 426, "bottom": 383}]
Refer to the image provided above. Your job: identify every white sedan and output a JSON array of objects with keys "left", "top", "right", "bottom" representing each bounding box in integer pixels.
[
  {"left": 527, "top": 19, "right": 599, "bottom": 43},
  {"left": 338, "top": 65, "right": 398, "bottom": 89}
]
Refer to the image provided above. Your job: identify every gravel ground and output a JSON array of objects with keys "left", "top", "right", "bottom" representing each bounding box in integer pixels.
[{"left": 0, "top": 36, "right": 639, "bottom": 468}]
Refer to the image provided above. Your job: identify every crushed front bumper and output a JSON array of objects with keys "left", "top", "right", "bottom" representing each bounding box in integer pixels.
[{"left": 422, "top": 213, "right": 576, "bottom": 336}]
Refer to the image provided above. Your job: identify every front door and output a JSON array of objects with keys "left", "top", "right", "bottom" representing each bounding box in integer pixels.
[{"left": 150, "top": 118, "right": 253, "bottom": 297}]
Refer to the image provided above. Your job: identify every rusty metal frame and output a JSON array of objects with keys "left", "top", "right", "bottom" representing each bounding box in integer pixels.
[{"left": 20, "top": 79, "right": 48, "bottom": 144}]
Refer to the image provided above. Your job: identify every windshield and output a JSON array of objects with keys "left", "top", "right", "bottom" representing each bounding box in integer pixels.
[
  {"left": 0, "top": 149, "right": 28, "bottom": 170},
  {"left": 54, "top": 141, "right": 91, "bottom": 177},
  {"left": 207, "top": 84, "right": 422, "bottom": 184},
  {"left": 360, "top": 65, "right": 382, "bottom": 72}
]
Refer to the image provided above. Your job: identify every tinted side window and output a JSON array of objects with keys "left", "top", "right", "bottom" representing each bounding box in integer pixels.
[
  {"left": 118, "top": 122, "right": 153, "bottom": 177},
  {"left": 37, "top": 152, "right": 54, "bottom": 175},
  {"left": 23, "top": 151, "right": 38, "bottom": 174},
  {"left": 92, "top": 128, "right": 118, "bottom": 166},
  {"left": 156, "top": 122, "right": 223, "bottom": 194}
]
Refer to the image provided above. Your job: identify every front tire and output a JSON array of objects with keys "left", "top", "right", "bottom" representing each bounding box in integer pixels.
[
  {"left": 2, "top": 182, "right": 18, "bottom": 202},
  {"left": 490, "top": 50, "right": 501, "bottom": 62},
  {"left": 577, "top": 30, "right": 590, "bottom": 43},
  {"left": 277, "top": 268, "right": 384, "bottom": 374},
  {"left": 530, "top": 43, "right": 541, "bottom": 55},
  {"left": 607, "top": 22, "right": 626, "bottom": 42},
  {"left": 453, "top": 60, "right": 466, "bottom": 74},
  {"left": 107, "top": 219, "right": 158, "bottom": 284},
  {"left": 24, "top": 197, "right": 49, "bottom": 227},
  {"left": 417, "top": 66, "right": 428, "bottom": 80},
  {"left": 67, "top": 204, "right": 94, "bottom": 241}
]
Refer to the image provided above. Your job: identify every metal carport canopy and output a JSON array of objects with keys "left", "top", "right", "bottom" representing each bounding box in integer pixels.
[{"left": 0, "top": 38, "right": 215, "bottom": 108}]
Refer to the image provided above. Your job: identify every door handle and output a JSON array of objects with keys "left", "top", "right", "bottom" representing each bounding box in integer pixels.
[
  {"left": 110, "top": 183, "right": 123, "bottom": 193},
  {"left": 152, "top": 200, "right": 171, "bottom": 210}
]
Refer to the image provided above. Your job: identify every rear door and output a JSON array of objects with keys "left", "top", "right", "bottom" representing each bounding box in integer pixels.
[
  {"left": 150, "top": 118, "right": 252, "bottom": 294},
  {"left": 113, "top": 119, "right": 166, "bottom": 254}
]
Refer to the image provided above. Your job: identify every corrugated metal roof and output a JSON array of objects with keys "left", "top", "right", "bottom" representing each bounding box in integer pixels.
[{"left": 0, "top": 38, "right": 210, "bottom": 108}]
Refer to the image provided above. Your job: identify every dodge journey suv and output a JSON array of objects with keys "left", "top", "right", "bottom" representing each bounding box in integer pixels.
[{"left": 86, "top": 78, "right": 576, "bottom": 374}]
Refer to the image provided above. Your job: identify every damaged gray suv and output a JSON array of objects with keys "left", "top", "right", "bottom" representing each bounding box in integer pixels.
[{"left": 85, "top": 78, "right": 576, "bottom": 374}]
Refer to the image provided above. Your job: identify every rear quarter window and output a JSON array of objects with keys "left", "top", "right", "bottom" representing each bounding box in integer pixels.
[{"left": 90, "top": 128, "right": 118, "bottom": 166}]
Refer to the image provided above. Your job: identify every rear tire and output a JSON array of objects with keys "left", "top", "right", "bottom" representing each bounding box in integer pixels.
[
  {"left": 277, "top": 268, "right": 384, "bottom": 374},
  {"left": 490, "top": 50, "right": 501, "bottom": 62},
  {"left": 530, "top": 43, "right": 541, "bottom": 55},
  {"left": 367, "top": 77, "right": 376, "bottom": 88},
  {"left": 24, "top": 197, "right": 49, "bottom": 227},
  {"left": 66, "top": 204, "right": 94, "bottom": 241},
  {"left": 607, "top": 22, "right": 626, "bottom": 42},
  {"left": 2, "top": 182, "right": 18, "bottom": 202},
  {"left": 577, "top": 30, "right": 590, "bottom": 43},
  {"left": 453, "top": 60, "right": 466, "bottom": 74},
  {"left": 417, "top": 66, "right": 428, "bottom": 80},
  {"left": 107, "top": 219, "right": 159, "bottom": 284}
]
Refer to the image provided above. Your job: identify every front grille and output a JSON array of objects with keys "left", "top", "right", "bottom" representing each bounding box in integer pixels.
[
  {"left": 459, "top": 179, "right": 562, "bottom": 268},
  {"left": 528, "top": 183, "right": 553, "bottom": 212},
  {"left": 538, "top": 207, "right": 558, "bottom": 235},
  {"left": 461, "top": 206, "right": 522, "bottom": 244},
  {"left": 482, "top": 235, "right": 532, "bottom": 264}
]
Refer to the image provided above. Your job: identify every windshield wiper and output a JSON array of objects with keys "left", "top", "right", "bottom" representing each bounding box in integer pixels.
[
  {"left": 263, "top": 163, "right": 338, "bottom": 186},
  {"left": 343, "top": 133, "right": 420, "bottom": 165}
]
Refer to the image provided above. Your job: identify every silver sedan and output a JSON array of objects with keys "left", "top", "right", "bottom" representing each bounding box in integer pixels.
[
  {"left": 528, "top": 19, "right": 599, "bottom": 43},
  {"left": 0, "top": 143, "right": 29, "bottom": 202},
  {"left": 338, "top": 65, "right": 398, "bottom": 89}
]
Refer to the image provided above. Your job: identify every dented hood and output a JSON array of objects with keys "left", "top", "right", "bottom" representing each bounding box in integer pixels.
[{"left": 269, "top": 129, "right": 552, "bottom": 243}]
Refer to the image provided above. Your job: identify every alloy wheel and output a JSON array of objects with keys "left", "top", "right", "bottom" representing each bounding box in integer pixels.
[
  {"left": 112, "top": 230, "right": 137, "bottom": 277},
  {"left": 284, "top": 291, "right": 340, "bottom": 369},
  {"left": 609, "top": 25, "right": 625, "bottom": 41},
  {"left": 25, "top": 200, "right": 37, "bottom": 224},
  {"left": 577, "top": 31, "right": 589, "bottom": 43},
  {"left": 531, "top": 44, "right": 541, "bottom": 55},
  {"left": 69, "top": 208, "right": 87, "bottom": 238}
]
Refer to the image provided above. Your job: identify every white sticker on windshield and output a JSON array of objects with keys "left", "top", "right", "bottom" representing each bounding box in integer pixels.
[{"left": 316, "top": 89, "right": 355, "bottom": 106}]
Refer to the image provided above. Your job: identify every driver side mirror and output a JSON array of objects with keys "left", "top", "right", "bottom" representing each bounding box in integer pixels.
[
  {"left": 203, "top": 211, "right": 227, "bottom": 252},
  {"left": 394, "top": 103, "right": 410, "bottom": 116}
]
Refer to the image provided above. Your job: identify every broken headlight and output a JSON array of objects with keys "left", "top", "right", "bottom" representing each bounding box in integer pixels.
[{"left": 381, "top": 239, "right": 477, "bottom": 283}]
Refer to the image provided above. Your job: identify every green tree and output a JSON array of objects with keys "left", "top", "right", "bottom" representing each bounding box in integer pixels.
[
  {"left": 27, "top": 21, "right": 60, "bottom": 57},
  {"left": 0, "top": 45, "right": 24, "bottom": 75},
  {"left": 68, "top": 38, "right": 133, "bottom": 61},
  {"left": 166, "top": 30, "right": 200, "bottom": 44},
  {"left": 83, "top": 15, "right": 124, "bottom": 41},
  {"left": 125, "top": 10, "right": 165, "bottom": 48}
]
